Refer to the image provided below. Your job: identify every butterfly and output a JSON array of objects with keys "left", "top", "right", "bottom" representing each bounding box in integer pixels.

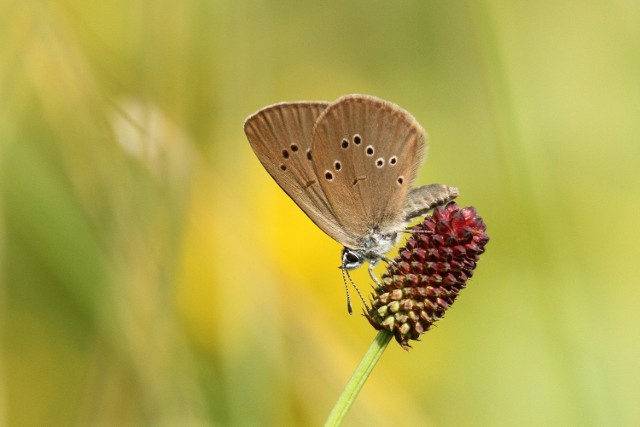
[{"left": 244, "top": 94, "right": 458, "bottom": 310}]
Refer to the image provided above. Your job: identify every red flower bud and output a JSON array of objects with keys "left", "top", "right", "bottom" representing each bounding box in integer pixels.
[{"left": 365, "top": 203, "right": 489, "bottom": 350}]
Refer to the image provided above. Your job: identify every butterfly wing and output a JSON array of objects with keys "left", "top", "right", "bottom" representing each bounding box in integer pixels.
[
  {"left": 244, "top": 101, "right": 355, "bottom": 245},
  {"left": 310, "top": 94, "right": 426, "bottom": 247}
]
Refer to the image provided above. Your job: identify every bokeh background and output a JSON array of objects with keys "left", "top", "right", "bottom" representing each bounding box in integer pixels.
[{"left": 2, "top": 1, "right": 639, "bottom": 426}]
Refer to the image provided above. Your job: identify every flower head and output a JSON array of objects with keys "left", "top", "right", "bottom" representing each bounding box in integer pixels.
[{"left": 365, "top": 203, "right": 489, "bottom": 350}]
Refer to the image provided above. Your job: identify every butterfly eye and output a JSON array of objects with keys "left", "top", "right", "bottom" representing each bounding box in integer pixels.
[
  {"left": 306, "top": 149, "right": 312, "bottom": 160},
  {"left": 366, "top": 145, "right": 374, "bottom": 156},
  {"left": 375, "top": 158, "right": 385, "bottom": 168},
  {"left": 324, "top": 171, "right": 334, "bottom": 181},
  {"left": 341, "top": 139, "right": 349, "bottom": 149},
  {"left": 353, "top": 134, "right": 362, "bottom": 145},
  {"left": 280, "top": 164, "right": 287, "bottom": 171},
  {"left": 334, "top": 161, "right": 342, "bottom": 171},
  {"left": 341, "top": 248, "right": 362, "bottom": 269},
  {"left": 397, "top": 176, "right": 404, "bottom": 185},
  {"left": 389, "top": 156, "right": 397, "bottom": 165},
  {"left": 282, "top": 149, "right": 289, "bottom": 159},
  {"left": 290, "top": 143, "right": 298, "bottom": 152}
]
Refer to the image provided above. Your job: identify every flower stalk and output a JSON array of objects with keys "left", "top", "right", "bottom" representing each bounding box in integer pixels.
[{"left": 324, "top": 330, "right": 392, "bottom": 427}]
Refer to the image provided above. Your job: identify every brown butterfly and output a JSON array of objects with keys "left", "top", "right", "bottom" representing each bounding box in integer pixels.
[{"left": 244, "top": 95, "right": 458, "bottom": 310}]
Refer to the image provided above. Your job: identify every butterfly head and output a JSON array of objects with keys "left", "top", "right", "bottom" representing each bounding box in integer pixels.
[
  {"left": 340, "top": 247, "right": 364, "bottom": 270},
  {"left": 340, "top": 229, "right": 400, "bottom": 270}
]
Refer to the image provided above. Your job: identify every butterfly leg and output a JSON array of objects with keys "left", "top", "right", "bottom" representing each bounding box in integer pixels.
[
  {"left": 381, "top": 255, "right": 397, "bottom": 266},
  {"left": 368, "top": 255, "right": 399, "bottom": 289},
  {"left": 368, "top": 261, "right": 383, "bottom": 290}
]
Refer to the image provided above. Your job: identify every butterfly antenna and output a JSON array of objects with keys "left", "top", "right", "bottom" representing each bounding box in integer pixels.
[
  {"left": 345, "top": 269, "right": 370, "bottom": 312},
  {"left": 340, "top": 268, "right": 353, "bottom": 314}
]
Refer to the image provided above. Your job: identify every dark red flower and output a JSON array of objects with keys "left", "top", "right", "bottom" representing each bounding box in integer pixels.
[{"left": 365, "top": 203, "right": 489, "bottom": 350}]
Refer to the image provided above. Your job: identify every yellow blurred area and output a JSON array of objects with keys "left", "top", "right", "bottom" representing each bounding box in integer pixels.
[{"left": 2, "top": 0, "right": 640, "bottom": 426}]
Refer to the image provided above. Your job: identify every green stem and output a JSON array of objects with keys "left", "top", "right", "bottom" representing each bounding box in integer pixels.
[{"left": 324, "top": 330, "right": 393, "bottom": 427}]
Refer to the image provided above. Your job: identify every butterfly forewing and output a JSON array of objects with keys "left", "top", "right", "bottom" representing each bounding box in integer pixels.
[
  {"left": 310, "top": 95, "right": 426, "bottom": 246},
  {"left": 244, "top": 102, "right": 354, "bottom": 245}
]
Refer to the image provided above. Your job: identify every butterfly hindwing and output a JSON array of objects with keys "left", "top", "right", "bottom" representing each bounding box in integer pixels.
[{"left": 244, "top": 101, "right": 356, "bottom": 247}]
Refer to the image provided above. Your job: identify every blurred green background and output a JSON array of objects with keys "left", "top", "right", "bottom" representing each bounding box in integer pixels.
[{"left": 1, "top": 0, "right": 639, "bottom": 426}]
